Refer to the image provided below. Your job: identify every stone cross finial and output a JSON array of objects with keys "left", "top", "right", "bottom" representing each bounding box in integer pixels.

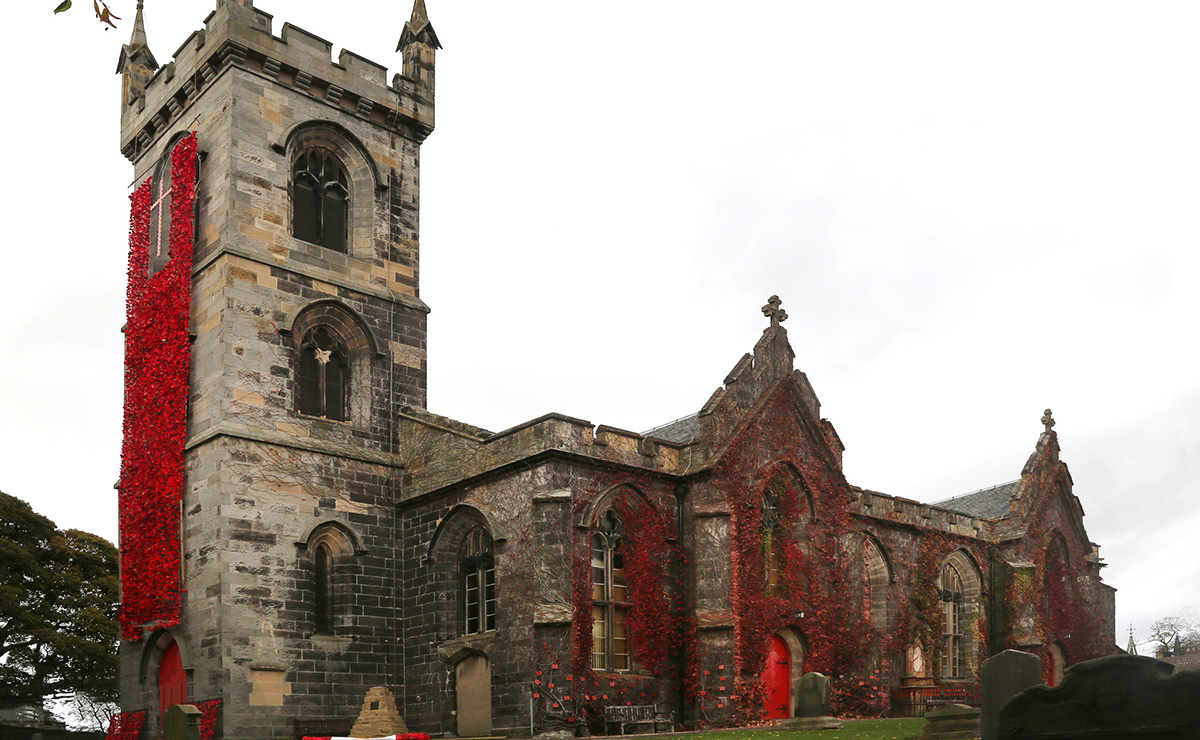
[
  {"left": 762, "top": 295, "right": 788, "bottom": 328},
  {"left": 1041, "top": 408, "right": 1055, "bottom": 433}
]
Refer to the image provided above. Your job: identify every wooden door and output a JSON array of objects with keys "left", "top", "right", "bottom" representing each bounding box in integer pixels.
[
  {"left": 761, "top": 634, "right": 791, "bottom": 719},
  {"left": 158, "top": 641, "right": 187, "bottom": 720}
]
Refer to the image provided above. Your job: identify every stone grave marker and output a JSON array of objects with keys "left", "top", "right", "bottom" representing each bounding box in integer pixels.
[
  {"left": 921, "top": 703, "right": 982, "bottom": 739},
  {"left": 981, "top": 649, "right": 1043, "bottom": 740},
  {"left": 998, "top": 654, "right": 1200, "bottom": 740},
  {"left": 162, "top": 704, "right": 201, "bottom": 740},
  {"left": 785, "top": 673, "right": 841, "bottom": 731}
]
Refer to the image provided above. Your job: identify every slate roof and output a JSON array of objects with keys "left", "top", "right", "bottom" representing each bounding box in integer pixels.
[
  {"left": 1161, "top": 652, "right": 1200, "bottom": 673},
  {"left": 644, "top": 413, "right": 701, "bottom": 444},
  {"left": 933, "top": 480, "right": 1020, "bottom": 520}
]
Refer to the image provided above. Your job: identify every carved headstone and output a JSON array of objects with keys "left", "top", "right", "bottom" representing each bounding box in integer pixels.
[
  {"left": 982, "top": 649, "right": 1043, "bottom": 740},
  {"left": 163, "top": 704, "right": 202, "bottom": 740},
  {"left": 998, "top": 655, "right": 1200, "bottom": 740},
  {"left": 349, "top": 686, "right": 408, "bottom": 738}
]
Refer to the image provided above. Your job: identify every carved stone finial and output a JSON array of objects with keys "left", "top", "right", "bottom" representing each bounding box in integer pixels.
[
  {"left": 762, "top": 295, "right": 788, "bottom": 328},
  {"left": 1041, "top": 408, "right": 1055, "bottom": 433}
]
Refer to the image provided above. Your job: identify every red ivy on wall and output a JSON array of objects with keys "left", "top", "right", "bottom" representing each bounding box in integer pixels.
[
  {"left": 193, "top": 699, "right": 221, "bottom": 740},
  {"left": 105, "top": 711, "right": 146, "bottom": 740},
  {"left": 118, "top": 132, "right": 199, "bottom": 642}
]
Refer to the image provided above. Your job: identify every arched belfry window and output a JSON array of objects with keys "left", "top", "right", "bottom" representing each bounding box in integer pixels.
[
  {"left": 592, "top": 508, "right": 630, "bottom": 671},
  {"left": 292, "top": 149, "right": 349, "bottom": 252},
  {"left": 461, "top": 526, "right": 496, "bottom": 634},
  {"left": 297, "top": 326, "right": 349, "bottom": 421},
  {"left": 940, "top": 561, "right": 965, "bottom": 678}
]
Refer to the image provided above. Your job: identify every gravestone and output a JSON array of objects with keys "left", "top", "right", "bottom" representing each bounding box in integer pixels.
[
  {"left": 784, "top": 673, "right": 841, "bottom": 731},
  {"left": 921, "top": 703, "right": 981, "bottom": 739},
  {"left": 795, "top": 672, "right": 830, "bottom": 717},
  {"left": 981, "top": 649, "right": 1042, "bottom": 740},
  {"left": 162, "top": 704, "right": 201, "bottom": 740},
  {"left": 998, "top": 655, "right": 1200, "bottom": 740}
]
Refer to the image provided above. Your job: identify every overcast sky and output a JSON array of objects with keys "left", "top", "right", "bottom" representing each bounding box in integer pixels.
[{"left": 5, "top": 0, "right": 1198, "bottom": 647}]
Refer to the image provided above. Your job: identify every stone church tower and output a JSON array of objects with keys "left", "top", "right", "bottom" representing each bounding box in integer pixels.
[{"left": 116, "top": 0, "right": 438, "bottom": 737}]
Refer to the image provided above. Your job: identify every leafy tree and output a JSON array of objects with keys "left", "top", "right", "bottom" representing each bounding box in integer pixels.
[
  {"left": 0, "top": 491, "right": 118, "bottom": 710},
  {"left": 1148, "top": 610, "right": 1200, "bottom": 656}
]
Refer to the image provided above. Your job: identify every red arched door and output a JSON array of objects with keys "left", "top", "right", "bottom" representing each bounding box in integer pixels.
[
  {"left": 761, "top": 634, "right": 791, "bottom": 719},
  {"left": 158, "top": 641, "right": 187, "bottom": 719}
]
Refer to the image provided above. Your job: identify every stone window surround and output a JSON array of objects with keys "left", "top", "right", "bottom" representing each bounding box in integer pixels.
[
  {"left": 286, "top": 299, "right": 380, "bottom": 429},
  {"left": 284, "top": 121, "right": 382, "bottom": 263},
  {"left": 298, "top": 521, "right": 362, "bottom": 638},
  {"left": 937, "top": 548, "right": 983, "bottom": 680}
]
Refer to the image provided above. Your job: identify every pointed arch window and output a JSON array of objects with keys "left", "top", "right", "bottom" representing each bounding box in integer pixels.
[
  {"left": 762, "top": 487, "right": 783, "bottom": 595},
  {"left": 292, "top": 149, "right": 349, "bottom": 252},
  {"left": 940, "top": 561, "right": 965, "bottom": 678},
  {"left": 461, "top": 526, "right": 496, "bottom": 634},
  {"left": 297, "top": 326, "right": 349, "bottom": 421},
  {"left": 306, "top": 524, "right": 358, "bottom": 636},
  {"left": 592, "top": 509, "right": 630, "bottom": 671},
  {"left": 314, "top": 542, "right": 334, "bottom": 634},
  {"left": 863, "top": 538, "right": 890, "bottom": 631}
]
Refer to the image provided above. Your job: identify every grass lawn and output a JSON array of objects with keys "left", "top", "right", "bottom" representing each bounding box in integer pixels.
[{"left": 670, "top": 718, "right": 928, "bottom": 740}]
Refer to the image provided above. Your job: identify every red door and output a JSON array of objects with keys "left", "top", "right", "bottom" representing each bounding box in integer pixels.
[
  {"left": 761, "top": 635, "right": 791, "bottom": 719},
  {"left": 158, "top": 641, "right": 187, "bottom": 720}
]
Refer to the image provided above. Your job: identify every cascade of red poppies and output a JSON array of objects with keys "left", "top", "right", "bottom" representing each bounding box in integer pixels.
[
  {"left": 104, "top": 711, "right": 146, "bottom": 740},
  {"left": 118, "top": 132, "right": 198, "bottom": 642}
]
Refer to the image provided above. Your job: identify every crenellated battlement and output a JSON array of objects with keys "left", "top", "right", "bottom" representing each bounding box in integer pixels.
[{"left": 120, "top": 0, "right": 434, "bottom": 163}]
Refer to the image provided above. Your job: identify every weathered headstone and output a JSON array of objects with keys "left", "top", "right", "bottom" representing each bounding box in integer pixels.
[
  {"left": 981, "top": 649, "right": 1042, "bottom": 740},
  {"left": 998, "top": 655, "right": 1200, "bottom": 740},
  {"left": 795, "top": 672, "right": 830, "bottom": 717},
  {"left": 163, "top": 704, "right": 202, "bottom": 740},
  {"left": 921, "top": 703, "right": 981, "bottom": 739},
  {"left": 784, "top": 673, "right": 842, "bottom": 731}
]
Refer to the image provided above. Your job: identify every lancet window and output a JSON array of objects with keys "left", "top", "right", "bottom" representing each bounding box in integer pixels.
[{"left": 592, "top": 508, "right": 630, "bottom": 671}]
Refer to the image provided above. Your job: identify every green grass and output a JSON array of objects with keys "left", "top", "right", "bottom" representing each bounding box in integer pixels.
[{"left": 670, "top": 718, "right": 928, "bottom": 740}]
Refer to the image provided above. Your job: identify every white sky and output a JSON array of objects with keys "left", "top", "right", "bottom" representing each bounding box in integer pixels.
[{"left": 5, "top": 0, "right": 1198, "bottom": 647}]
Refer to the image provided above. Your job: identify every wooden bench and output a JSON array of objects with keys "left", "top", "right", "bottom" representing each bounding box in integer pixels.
[
  {"left": 293, "top": 718, "right": 354, "bottom": 740},
  {"left": 603, "top": 705, "right": 672, "bottom": 735}
]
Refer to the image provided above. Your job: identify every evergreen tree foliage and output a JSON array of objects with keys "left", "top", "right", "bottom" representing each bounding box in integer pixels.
[{"left": 0, "top": 491, "right": 118, "bottom": 708}]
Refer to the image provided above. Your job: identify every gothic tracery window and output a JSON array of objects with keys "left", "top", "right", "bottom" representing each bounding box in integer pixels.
[
  {"left": 460, "top": 526, "right": 496, "bottom": 634},
  {"left": 292, "top": 149, "right": 349, "bottom": 252},
  {"left": 940, "top": 561, "right": 965, "bottom": 678},
  {"left": 297, "top": 326, "right": 349, "bottom": 421},
  {"left": 592, "top": 509, "right": 630, "bottom": 671}
]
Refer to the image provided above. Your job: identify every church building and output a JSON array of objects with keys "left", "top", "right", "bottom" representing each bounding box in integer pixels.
[{"left": 113, "top": 1, "right": 1116, "bottom": 738}]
